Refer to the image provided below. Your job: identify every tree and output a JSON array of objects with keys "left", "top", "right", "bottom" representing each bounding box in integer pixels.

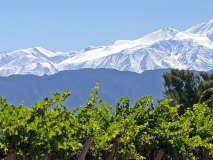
[
  {"left": 199, "top": 71, "right": 213, "bottom": 90},
  {"left": 199, "top": 87, "right": 213, "bottom": 107},
  {"left": 199, "top": 72, "right": 213, "bottom": 107},
  {"left": 163, "top": 69, "right": 200, "bottom": 114}
]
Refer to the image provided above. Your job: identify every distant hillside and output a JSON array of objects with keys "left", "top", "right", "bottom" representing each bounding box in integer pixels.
[{"left": 0, "top": 69, "right": 169, "bottom": 109}]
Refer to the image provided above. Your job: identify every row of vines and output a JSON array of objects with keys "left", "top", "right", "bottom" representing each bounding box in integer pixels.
[{"left": 0, "top": 84, "right": 213, "bottom": 159}]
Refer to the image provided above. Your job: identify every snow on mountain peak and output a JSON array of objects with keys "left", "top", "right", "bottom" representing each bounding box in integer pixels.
[
  {"left": 0, "top": 18, "right": 213, "bottom": 76},
  {"left": 186, "top": 18, "right": 213, "bottom": 35},
  {"left": 111, "top": 28, "right": 179, "bottom": 48},
  {"left": 15, "top": 47, "right": 56, "bottom": 58},
  {"left": 137, "top": 27, "right": 179, "bottom": 45},
  {"left": 82, "top": 46, "right": 104, "bottom": 52},
  {"left": 33, "top": 47, "right": 57, "bottom": 57},
  {"left": 150, "top": 27, "right": 179, "bottom": 36}
]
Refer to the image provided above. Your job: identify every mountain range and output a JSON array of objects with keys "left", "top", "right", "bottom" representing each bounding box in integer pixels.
[
  {"left": 0, "top": 18, "right": 213, "bottom": 76},
  {"left": 0, "top": 69, "right": 168, "bottom": 108},
  {"left": 0, "top": 68, "right": 212, "bottom": 109}
]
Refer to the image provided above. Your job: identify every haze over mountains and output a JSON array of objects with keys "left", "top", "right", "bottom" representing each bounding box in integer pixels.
[
  {"left": 0, "top": 68, "right": 212, "bottom": 109},
  {"left": 0, "top": 18, "right": 213, "bottom": 76},
  {"left": 0, "top": 69, "right": 167, "bottom": 108}
]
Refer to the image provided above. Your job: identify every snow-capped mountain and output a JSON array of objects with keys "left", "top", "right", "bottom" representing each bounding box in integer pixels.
[
  {"left": 60, "top": 27, "right": 213, "bottom": 73},
  {"left": 0, "top": 47, "right": 75, "bottom": 76},
  {"left": 186, "top": 18, "right": 213, "bottom": 42},
  {"left": 186, "top": 18, "right": 213, "bottom": 35},
  {"left": 0, "top": 19, "right": 213, "bottom": 76}
]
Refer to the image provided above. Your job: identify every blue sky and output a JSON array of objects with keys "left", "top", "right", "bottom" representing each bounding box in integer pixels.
[{"left": 0, "top": 0, "right": 213, "bottom": 52}]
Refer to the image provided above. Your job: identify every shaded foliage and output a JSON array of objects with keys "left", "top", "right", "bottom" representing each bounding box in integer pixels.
[{"left": 163, "top": 69, "right": 213, "bottom": 113}]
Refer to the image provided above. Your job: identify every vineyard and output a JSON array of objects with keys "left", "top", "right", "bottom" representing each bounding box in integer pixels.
[
  {"left": 0, "top": 69, "right": 213, "bottom": 160},
  {"left": 0, "top": 84, "right": 212, "bottom": 160}
]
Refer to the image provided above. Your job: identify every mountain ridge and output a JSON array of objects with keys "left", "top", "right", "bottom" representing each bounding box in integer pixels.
[
  {"left": 1, "top": 68, "right": 212, "bottom": 109},
  {"left": 0, "top": 19, "right": 213, "bottom": 76},
  {"left": 0, "top": 68, "right": 169, "bottom": 108}
]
